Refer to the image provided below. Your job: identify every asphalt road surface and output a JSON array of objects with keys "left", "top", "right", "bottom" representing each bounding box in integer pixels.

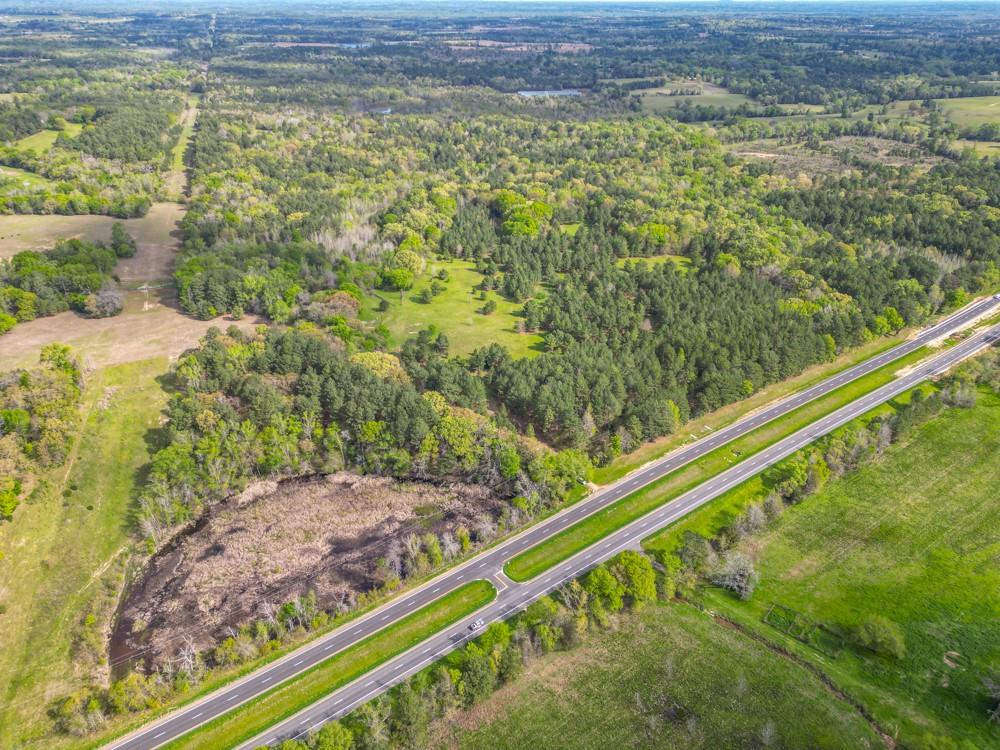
[{"left": 103, "top": 298, "right": 999, "bottom": 750}]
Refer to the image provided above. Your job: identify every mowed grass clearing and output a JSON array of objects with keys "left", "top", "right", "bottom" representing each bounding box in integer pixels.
[
  {"left": 15, "top": 122, "right": 83, "bottom": 153},
  {"left": 935, "top": 95, "right": 1000, "bottom": 128},
  {"left": 639, "top": 80, "right": 756, "bottom": 113},
  {"left": 441, "top": 602, "right": 879, "bottom": 750},
  {"left": 0, "top": 163, "right": 52, "bottom": 191},
  {"left": 505, "top": 346, "right": 930, "bottom": 581},
  {"left": 369, "top": 258, "right": 543, "bottom": 358},
  {"left": 0, "top": 358, "right": 170, "bottom": 750},
  {"left": 699, "top": 388, "right": 1000, "bottom": 749},
  {"left": 161, "top": 580, "right": 497, "bottom": 750}
]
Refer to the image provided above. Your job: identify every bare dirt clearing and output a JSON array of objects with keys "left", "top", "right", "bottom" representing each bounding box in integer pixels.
[
  {"left": 0, "top": 290, "right": 261, "bottom": 371},
  {"left": 112, "top": 473, "right": 501, "bottom": 668}
]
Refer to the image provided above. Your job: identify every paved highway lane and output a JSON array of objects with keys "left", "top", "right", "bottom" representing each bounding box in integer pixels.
[{"left": 103, "top": 298, "right": 999, "bottom": 750}]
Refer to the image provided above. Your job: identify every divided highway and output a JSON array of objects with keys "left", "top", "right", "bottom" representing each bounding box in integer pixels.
[{"left": 104, "top": 297, "right": 1000, "bottom": 750}]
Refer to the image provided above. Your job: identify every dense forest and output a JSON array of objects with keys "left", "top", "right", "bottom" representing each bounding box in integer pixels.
[{"left": 2, "top": 5, "right": 1000, "bottom": 748}]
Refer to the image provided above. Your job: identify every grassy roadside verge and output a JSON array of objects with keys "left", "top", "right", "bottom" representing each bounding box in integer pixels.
[
  {"left": 159, "top": 580, "right": 496, "bottom": 750},
  {"left": 592, "top": 332, "right": 910, "bottom": 485},
  {"left": 505, "top": 346, "right": 930, "bottom": 582}
]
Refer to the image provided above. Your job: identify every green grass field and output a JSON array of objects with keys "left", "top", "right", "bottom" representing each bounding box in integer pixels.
[
  {"left": 699, "top": 388, "right": 1000, "bottom": 749},
  {"left": 369, "top": 258, "right": 543, "bottom": 358},
  {"left": 15, "top": 122, "right": 83, "bottom": 153},
  {"left": 440, "top": 602, "right": 879, "bottom": 749},
  {"left": 161, "top": 580, "right": 497, "bottom": 750},
  {"left": 639, "top": 80, "right": 756, "bottom": 113},
  {"left": 505, "top": 346, "right": 929, "bottom": 581},
  {"left": 0, "top": 163, "right": 51, "bottom": 191},
  {"left": 936, "top": 95, "right": 1000, "bottom": 128},
  {"left": 0, "top": 358, "right": 170, "bottom": 749}
]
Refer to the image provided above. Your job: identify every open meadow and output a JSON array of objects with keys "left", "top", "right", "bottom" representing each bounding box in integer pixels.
[
  {"left": 0, "top": 358, "right": 170, "bottom": 748},
  {"left": 368, "top": 258, "right": 543, "bottom": 358},
  {"left": 436, "top": 602, "right": 881, "bottom": 750},
  {"left": 698, "top": 388, "right": 1000, "bottom": 749}
]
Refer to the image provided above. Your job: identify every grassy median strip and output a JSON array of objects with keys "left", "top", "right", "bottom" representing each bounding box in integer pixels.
[
  {"left": 504, "top": 347, "right": 930, "bottom": 582},
  {"left": 161, "top": 580, "right": 496, "bottom": 750},
  {"left": 591, "top": 332, "right": 910, "bottom": 485}
]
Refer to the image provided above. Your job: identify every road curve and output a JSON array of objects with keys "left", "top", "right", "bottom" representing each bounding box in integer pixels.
[{"left": 103, "top": 298, "right": 999, "bottom": 750}]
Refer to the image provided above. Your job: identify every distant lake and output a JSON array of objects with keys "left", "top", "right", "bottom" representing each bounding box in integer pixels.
[{"left": 517, "top": 89, "right": 582, "bottom": 98}]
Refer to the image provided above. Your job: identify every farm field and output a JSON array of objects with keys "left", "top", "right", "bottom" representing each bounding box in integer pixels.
[
  {"left": 0, "top": 201, "right": 184, "bottom": 258},
  {"left": 436, "top": 602, "right": 880, "bottom": 749},
  {"left": 368, "top": 258, "right": 543, "bottom": 358},
  {"left": 698, "top": 388, "right": 1000, "bottom": 749},
  {"left": 0, "top": 163, "right": 51, "bottom": 190},
  {"left": 935, "top": 95, "right": 1000, "bottom": 127},
  {"left": 639, "top": 80, "right": 756, "bottom": 113},
  {"left": 0, "top": 358, "right": 170, "bottom": 749}
]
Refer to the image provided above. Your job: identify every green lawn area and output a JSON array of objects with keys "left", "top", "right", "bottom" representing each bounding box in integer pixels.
[
  {"left": 170, "top": 95, "right": 200, "bottom": 172},
  {"left": 0, "top": 358, "right": 169, "bottom": 750},
  {"left": 639, "top": 80, "right": 756, "bottom": 113},
  {"left": 0, "top": 163, "right": 51, "bottom": 191},
  {"left": 698, "top": 388, "right": 1000, "bottom": 749},
  {"left": 15, "top": 122, "right": 83, "bottom": 153},
  {"left": 936, "top": 95, "right": 1000, "bottom": 128},
  {"left": 442, "top": 602, "right": 879, "bottom": 750},
  {"left": 162, "top": 580, "right": 497, "bottom": 750},
  {"left": 505, "top": 346, "right": 929, "bottom": 582},
  {"left": 369, "top": 258, "right": 543, "bottom": 358}
]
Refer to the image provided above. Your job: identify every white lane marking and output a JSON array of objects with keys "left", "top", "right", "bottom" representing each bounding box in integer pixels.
[
  {"left": 324, "top": 644, "right": 335, "bottom": 651},
  {"left": 154, "top": 731, "right": 165, "bottom": 739},
  {"left": 294, "top": 659, "right": 303, "bottom": 666},
  {"left": 381, "top": 614, "right": 390, "bottom": 620},
  {"left": 261, "top": 676, "right": 272, "bottom": 684},
  {"left": 353, "top": 628, "right": 362, "bottom": 634},
  {"left": 226, "top": 694, "right": 239, "bottom": 702},
  {"left": 432, "top": 587, "right": 441, "bottom": 593},
  {"left": 457, "top": 574, "right": 464, "bottom": 580},
  {"left": 192, "top": 711, "right": 203, "bottom": 719}
]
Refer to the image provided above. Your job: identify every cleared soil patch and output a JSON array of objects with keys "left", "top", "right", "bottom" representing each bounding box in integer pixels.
[
  {"left": 112, "top": 473, "right": 501, "bottom": 669},
  {"left": 0, "top": 290, "right": 261, "bottom": 371}
]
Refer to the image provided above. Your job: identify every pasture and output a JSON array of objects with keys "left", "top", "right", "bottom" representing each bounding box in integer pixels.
[{"left": 700, "top": 388, "right": 1000, "bottom": 748}]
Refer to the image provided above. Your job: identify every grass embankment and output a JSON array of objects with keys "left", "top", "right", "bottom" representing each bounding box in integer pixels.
[
  {"left": 505, "top": 346, "right": 929, "bottom": 581},
  {"left": 368, "top": 259, "right": 543, "bottom": 358},
  {"left": 695, "top": 388, "right": 1000, "bottom": 748},
  {"left": 593, "top": 331, "right": 910, "bottom": 485},
  {"left": 162, "top": 580, "right": 497, "bottom": 750},
  {"left": 440, "top": 602, "right": 879, "bottom": 749},
  {"left": 0, "top": 358, "right": 169, "bottom": 750}
]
